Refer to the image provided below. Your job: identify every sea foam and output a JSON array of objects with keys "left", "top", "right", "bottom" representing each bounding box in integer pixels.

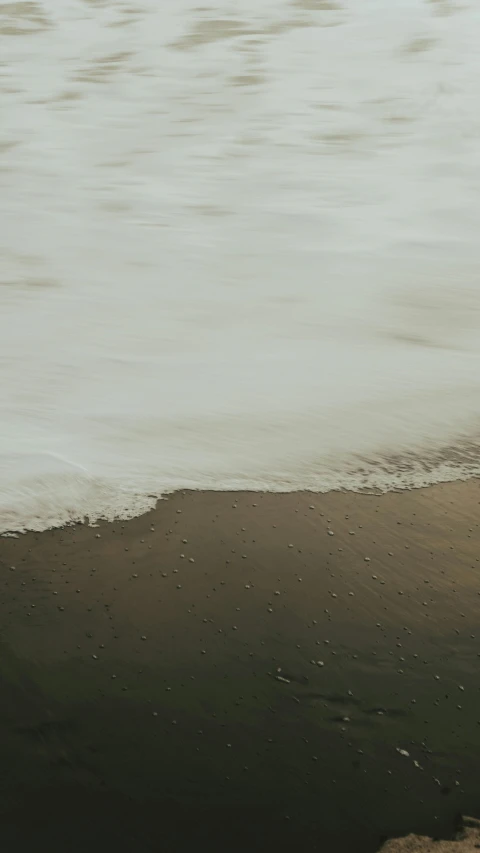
[{"left": 2, "top": 0, "right": 480, "bottom": 532}]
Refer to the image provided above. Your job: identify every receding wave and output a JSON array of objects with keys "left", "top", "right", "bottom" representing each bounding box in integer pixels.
[{"left": 2, "top": 0, "right": 480, "bottom": 533}]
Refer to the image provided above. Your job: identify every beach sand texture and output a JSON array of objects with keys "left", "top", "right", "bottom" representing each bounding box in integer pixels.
[
  {"left": 379, "top": 816, "right": 480, "bottom": 852},
  {"left": 1, "top": 482, "right": 480, "bottom": 851}
]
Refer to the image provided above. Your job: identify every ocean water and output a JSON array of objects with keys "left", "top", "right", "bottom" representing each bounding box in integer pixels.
[{"left": 1, "top": 0, "right": 480, "bottom": 533}]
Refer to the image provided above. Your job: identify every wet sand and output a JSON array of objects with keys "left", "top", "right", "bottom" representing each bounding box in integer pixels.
[{"left": 1, "top": 481, "right": 480, "bottom": 852}]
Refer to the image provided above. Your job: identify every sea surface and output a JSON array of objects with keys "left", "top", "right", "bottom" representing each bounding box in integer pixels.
[{"left": 2, "top": 0, "right": 480, "bottom": 532}]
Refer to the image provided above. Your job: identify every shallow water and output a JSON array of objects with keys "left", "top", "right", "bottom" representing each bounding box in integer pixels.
[{"left": 2, "top": 0, "right": 480, "bottom": 532}]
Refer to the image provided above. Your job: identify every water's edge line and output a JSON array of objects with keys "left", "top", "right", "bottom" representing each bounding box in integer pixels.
[{"left": 2, "top": 464, "right": 479, "bottom": 538}]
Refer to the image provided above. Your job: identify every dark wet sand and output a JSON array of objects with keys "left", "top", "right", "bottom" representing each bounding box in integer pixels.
[{"left": 1, "top": 481, "right": 480, "bottom": 852}]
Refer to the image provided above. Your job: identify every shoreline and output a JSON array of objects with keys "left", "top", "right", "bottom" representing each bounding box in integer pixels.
[
  {"left": 3, "top": 446, "right": 480, "bottom": 537},
  {"left": 1, "top": 480, "right": 480, "bottom": 851}
]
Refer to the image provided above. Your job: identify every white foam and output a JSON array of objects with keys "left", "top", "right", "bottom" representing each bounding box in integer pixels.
[{"left": 2, "top": 0, "right": 480, "bottom": 533}]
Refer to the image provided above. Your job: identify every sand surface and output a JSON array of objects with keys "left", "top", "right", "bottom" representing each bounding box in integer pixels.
[
  {"left": 379, "top": 816, "right": 480, "bottom": 852},
  {"left": 1, "top": 480, "right": 480, "bottom": 851}
]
